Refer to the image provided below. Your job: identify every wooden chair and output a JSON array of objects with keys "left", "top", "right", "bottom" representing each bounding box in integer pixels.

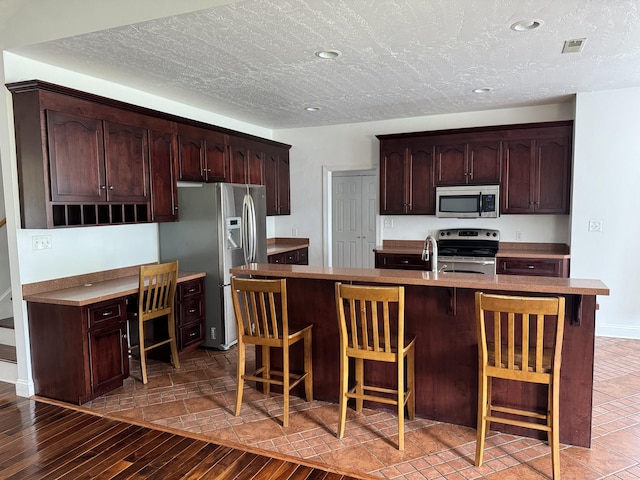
[
  {"left": 128, "top": 261, "right": 180, "bottom": 384},
  {"left": 334, "top": 283, "right": 415, "bottom": 450},
  {"left": 475, "top": 292, "right": 565, "bottom": 479},
  {"left": 230, "top": 276, "right": 313, "bottom": 427}
]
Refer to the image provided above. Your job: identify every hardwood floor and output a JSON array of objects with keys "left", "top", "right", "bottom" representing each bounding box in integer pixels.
[{"left": 0, "top": 382, "right": 368, "bottom": 479}]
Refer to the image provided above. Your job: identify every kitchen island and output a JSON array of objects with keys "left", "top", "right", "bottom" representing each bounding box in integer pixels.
[{"left": 229, "top": 263, "right": 609, "bottom": 448}]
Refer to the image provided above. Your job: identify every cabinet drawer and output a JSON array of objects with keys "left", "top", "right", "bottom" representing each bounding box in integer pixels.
[
  {"left": 497, "top": 258, "right": 568, "bottom": 277},
  {"left": 375, "top": 253, "right": 429, "bottom": 270},
  {"left": 268, "top": 252, "right": 287, "bottom": 264},
  {"left": 180, "top": 297, "right": 204, "bottom": 325},
  {"left": 179, "top": 278, "right": 204, "bottom": 300},
  {"left": 285, "top": 251, "right": 298, "bottom": 263},
  {"left": 297, "top": 248, "right": 308, "bottom": 265},
  {"left": 88, "top": 300, "right": 125, "bottom": 329},
  {"left": 179, "top": 321, "right": 204, "bottom": 349}
]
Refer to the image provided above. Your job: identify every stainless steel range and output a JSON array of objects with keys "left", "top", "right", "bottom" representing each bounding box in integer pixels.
[{"left": 436, "top": 228, "right": 500, "bottom": 274}]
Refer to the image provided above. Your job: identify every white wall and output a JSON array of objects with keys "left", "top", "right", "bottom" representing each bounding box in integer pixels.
[
  {"left": 572, "top": 88, "right": 640, "bottom": 338},
  {"left": 273, "top": 103, "right": 575, "bottom": 266}
]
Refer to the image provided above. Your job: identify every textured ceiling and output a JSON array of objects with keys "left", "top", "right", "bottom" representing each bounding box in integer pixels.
[{"left": 9, "top": 0, "right": 640, "bottom": 129}]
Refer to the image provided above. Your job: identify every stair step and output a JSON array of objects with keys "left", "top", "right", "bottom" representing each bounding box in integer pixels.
[
  {"left": 0, "top": 344, "right": 16, "bottom": 363},
  {"left": 0, "top": 317, "right": 14, "bottom": 329}
]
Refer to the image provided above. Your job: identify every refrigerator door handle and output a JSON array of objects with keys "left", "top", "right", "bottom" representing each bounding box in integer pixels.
[{"left": 242, "top": 192, "right": 257, "bottom": 263}]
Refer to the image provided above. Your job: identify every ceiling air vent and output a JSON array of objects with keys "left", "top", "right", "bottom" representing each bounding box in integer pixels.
[{"left": 562, "top": 38, "right": 586, "bottom": 53}]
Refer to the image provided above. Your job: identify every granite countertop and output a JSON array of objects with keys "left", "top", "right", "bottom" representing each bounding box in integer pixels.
[
  {"left": 23, "top": 267, "right": 205, "bottom": 307},
  {"left": 230, "top": 263, "right": 608, "bottom": 296},
  {"left": 374, "top": 240, "right": 570, "bottom": 259},
  {"left": 267, "top": 237, "right": 309, "bottom": 256}
]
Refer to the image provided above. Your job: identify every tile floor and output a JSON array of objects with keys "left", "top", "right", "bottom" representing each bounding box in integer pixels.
[{"left": 80, "top": 337, "right": 640, "bottom": 479}]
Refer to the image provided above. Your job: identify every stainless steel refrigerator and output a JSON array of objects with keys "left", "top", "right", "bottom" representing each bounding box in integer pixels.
[{"left": 158, "top": 183, "right": 267, "bottom": 349}]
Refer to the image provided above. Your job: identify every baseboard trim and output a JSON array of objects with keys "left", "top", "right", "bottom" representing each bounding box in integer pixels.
[
  {"left": 14, "top": 378, "right": 34, "bottom": 398},
  {"left": 595, "top": 324, "right": 640, "bottom": 339}
]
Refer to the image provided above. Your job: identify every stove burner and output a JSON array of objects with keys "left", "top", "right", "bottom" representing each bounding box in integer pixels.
[{"left": 437, "top": 228, "right": 500, "bottom": 258}]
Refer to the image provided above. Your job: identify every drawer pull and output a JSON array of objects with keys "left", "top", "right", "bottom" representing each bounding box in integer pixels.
[
  {"left": 188, "top": 288, "right": 196, "bottom": 293},
  {"left": 102, "top": 311, "right": 113, "bottom": 316},
  {"left": 188, "top": 309, "right": 196, "bottom": 313},
  {"left": 189, "top": 332, "right": 197, "bottom": 337},
  {"left": 527, "top": 265, "right": 535, "bottom": 269}
]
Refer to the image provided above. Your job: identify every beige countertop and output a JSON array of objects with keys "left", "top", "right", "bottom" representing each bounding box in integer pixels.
[
  {"left": 230, "top": 263, "right": 608, "bottom": 296},
  {"left": 374, "top": 240, "right": 570, "bottom": 259},
  {"left": 267, "top": 237, "right": 309, "bottom": 256},
  {"left": 23, "top": 269, "right": 205, "bottom": 307}
]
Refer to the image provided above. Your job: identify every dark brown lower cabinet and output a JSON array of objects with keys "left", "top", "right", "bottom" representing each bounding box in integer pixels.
[
  {"left": 268, "top": 247, "right": 308, "bottom": 265},
  {"left": 374, "top": 252, "right": 430, "bottom": 270},
  {"left": 497, "top": 257, "right": 570, "bottom": 277},
  {"left": 27, "top": 277, "right": 206, "bottom": 405},
  {"left": 176, "top": 277, "right": 205, "bottom": 351},
  {"left": 28, "top": 298, "right": 129, "bottom": 405}
]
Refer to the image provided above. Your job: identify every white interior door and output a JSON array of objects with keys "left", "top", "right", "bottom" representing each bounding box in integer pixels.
[{"left": 332, "top": 172, "right": 376, "bottom": 268}]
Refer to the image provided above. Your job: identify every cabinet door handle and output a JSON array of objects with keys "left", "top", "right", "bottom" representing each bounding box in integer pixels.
[
  {"left": 189, "top": 332, "right": 197, "bottom": 337},
  {"left": 188, "top": 309, "right": 196, "bottom": 313},
  {"left": 188, "top": 288, "right": 196, "bottom": 293}
]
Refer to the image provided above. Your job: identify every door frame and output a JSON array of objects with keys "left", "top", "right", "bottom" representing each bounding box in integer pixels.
[{"left": 322, "top": 165, "right": 378, "bottom": 267}]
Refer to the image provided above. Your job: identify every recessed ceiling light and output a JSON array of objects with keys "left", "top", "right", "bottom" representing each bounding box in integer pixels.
[
  {"left": 304, "top": 107, "right": 320, "bottom": 112},
  {"left": 510, "top": 20, "right": 542, "bottom": 31},
  {"left": 315, "top": 50, "right": 342, "bottom": 59},
  {"left": 472, "top": 87, "right": 493, "bottom": 94}
]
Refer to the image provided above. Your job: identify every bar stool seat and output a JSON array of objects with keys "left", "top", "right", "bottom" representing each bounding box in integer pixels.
[
  {"left": 334, "top": 282, "right": 415, "bottom": 450},
  {"left": 230, "top": 276, "right": 313, "bottom": 427},
  {"left": 127, "top": 261, "right": 180, "bottom": 384},
  {"left": 475, "top": 291, "right": 565, "bottom": 479}
]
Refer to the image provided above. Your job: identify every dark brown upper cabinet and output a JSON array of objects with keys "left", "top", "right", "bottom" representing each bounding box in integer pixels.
[
  {"left": 8, "top": 80, "right": 294, "bottom": 226},
  {"left": 8, "top": 81, "right": 173, "bottom": 228},
  {"left": 378, "top": 121, "right": 572, "bottom": 216},
  {"left": 149, "top": 124, "right": 178, "bottom": 223},
  {"left": 264, "top": 145, "right": 291, "bottom": 216},
  {"left": 435, "top": 140, "right": 501, "bottom": 185},
  {"left": 177, "top": 124, "right": 229, "bottom": 183},
  {"left": 46, "top": 111, "right": 150, "bottom": 204},
  {"left": 228, "top": 138, "right": 264, "bottom": 185},
  {"left": 379, "top": 138, "right": 435, "bottom": 215},
  {"left": 502, "top": 133, "right": 572, "bottom": 214}
]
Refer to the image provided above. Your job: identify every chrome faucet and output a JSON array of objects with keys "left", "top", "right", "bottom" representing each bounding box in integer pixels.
[{"left": 421, "top": 234, "right": 438, "bottom": 273}]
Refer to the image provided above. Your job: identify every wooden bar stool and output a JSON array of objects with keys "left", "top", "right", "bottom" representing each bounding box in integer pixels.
[
  {"left": 230, "top": 276, "right": 313, "bottom": 427},
  {"left": 128, "top": 261, "right": 180, "bottom": 384},
  {"left": 334, "top": 282, "right": 415, "bottom": 450},
  {"left": 475, "top": 291, "right": 565, "bottom": 479}
]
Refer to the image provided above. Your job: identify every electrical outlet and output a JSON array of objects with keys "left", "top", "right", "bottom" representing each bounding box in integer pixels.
[
  {"left": 588, "top": 220, "right": 603, "bottom": 232},
  {"left": 515, "top": 231, "right": 522, "bottom": 241},
  {"left": 32, "top": 235, "right": 52, "bottom": 250},
  {"left": 383, "top": 219, "right": 394, "bottom": 228},
  {"left": 291, "top": 228, "right": 298, "bottom": 236},
  {"left": 210, "top": 327, "right": 216, "bottom": 340}
]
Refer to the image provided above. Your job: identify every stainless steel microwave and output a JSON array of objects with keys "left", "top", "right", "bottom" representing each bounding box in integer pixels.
[{"left": 435, "top": 185, "right": 500, "bottom": 218}]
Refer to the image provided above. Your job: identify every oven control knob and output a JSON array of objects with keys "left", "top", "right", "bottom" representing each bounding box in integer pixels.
[{"left": 492, "top": 232, "right": 497, "bottom": 237}]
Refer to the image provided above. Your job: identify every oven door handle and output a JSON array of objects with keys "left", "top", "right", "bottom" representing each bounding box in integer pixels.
[{"left": 439, "top": 258, "right": 496, "bottom": 265}]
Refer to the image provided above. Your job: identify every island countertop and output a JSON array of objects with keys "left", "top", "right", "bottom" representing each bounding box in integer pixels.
[{"left": 230, "top": 263, "right": 609, "bottom": 296}]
